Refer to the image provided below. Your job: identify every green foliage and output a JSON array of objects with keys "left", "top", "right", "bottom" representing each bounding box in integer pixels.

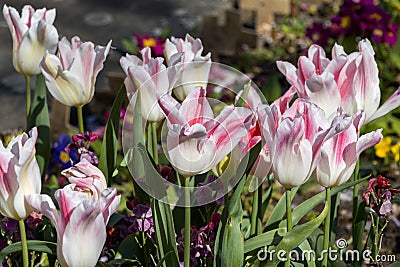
[
  {"left": 0, "top": 241, "right": 57, "bottom": 263},
  {"left": 27, "top": 74, "right": 50, "bottom": 181},
  {"left": 98, "top": 84, "right": 126, "bottom": 185}
]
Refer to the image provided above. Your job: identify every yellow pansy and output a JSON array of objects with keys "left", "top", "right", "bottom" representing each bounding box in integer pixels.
[
  {"left": 374, "top": 136, "right": 392, "bottom": 158},
  {"left": 391, "top": 143, "right": 400, "bottom": 162}
]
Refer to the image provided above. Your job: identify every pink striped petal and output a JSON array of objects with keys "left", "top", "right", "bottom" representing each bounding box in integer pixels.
[
  {"left": 356, "top": 129, "right": 383, "bottom": 156},
  {"left": 367, "top": 87, "right": 400, "bottom": 123},
  {"left": 158, "top": 94, "right": 186, "bottom": 125},
  {"left": 276, "top": 61, "right": 299, "bottom": 91},
  {"left": 305, "top": 72, "right": 341, "bottom": 117},
  {"left": 307, "top": 44, "right": 329, "bottom": 74},
  {"left": 179, "top": 87, "right": 213, "bottom": 126},
  {"left": 210, "top": 106, "right": 253, "bottom": 164},
  {"left": 26, "top": 194, "right": 59, "bottom": 228},
  {"left": 62, "top": 201, "right": 106, "bottom": 267}
]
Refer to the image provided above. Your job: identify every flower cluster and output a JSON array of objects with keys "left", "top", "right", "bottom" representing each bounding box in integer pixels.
[
  {"left": 363, "top": 175, "right": 400, "bottom": 217},
  {"left": 103, "top": 199, "right": 155, "bottom": 262},
  {"left": 307, "top": 0, "right": 399, "bottom": 46},
  {"left": 66, "top": 132, "right": 99, "bottom": 165},
  {"left": 177, "top": 213, "right": 221, "bottom": 266}
]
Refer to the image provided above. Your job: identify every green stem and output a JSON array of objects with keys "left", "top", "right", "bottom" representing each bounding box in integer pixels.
[
  {"left": 285, "top": 188, "right": 293, "bottom": 267},
  {"left": 322, "top": 187, "right": 331, "bottom": 267},
  {"left": 373, "top": 215, "right": 380, "bottom": 262},
  {"left": 251, "top": 185, "right": 262, "bottom": 236},
  {"left": 152, "top": 122, "right": 159, "bottom": 164},
  {"left": 77, "top": 106, "right": 84, "bottom": 133},
  {"left": 352, "top": 160, "right": 360, "bottom": 244},
  {"left": 184, "top": 177, "right": 191, "bottom": 267},
  {"left": 19, "top": 220, "right": 29, "bottom": 267},
  {"left": 25, "top": 76, "right": 31, "bottom": 118}
]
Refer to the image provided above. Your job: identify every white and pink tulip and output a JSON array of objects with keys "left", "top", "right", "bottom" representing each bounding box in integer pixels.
[
  {"left": 27, "top": 184, "right": 120, "bottom": 267},
  {"left": 61, "top": 159, "right": 107, "bottom": 201},
  {"left": 3, "top": 4, "right": 59, "bottom": 76},
  {"left": 314, "top": 110, "right": 383, "bottom": 187},
  {"left": 164, "top": 34, "right": 212, "bottom": 101},
  {"left": 258, "top": 100, "right": 351, "bottom": 188},
  {"left": 120, "top": 47, "right": 181, "bottom": 122},
  {"left": 277, "top": 39, "right": 400, "bottom": 123},
  {"left": 40, "top": 36, "right": 111, "bottom": 107},
  {"left": 0, "top": 128, "right": 41, "bottom": 220},
  {"left": 158, "top": 86, "right": 253, "bottom": 177}
]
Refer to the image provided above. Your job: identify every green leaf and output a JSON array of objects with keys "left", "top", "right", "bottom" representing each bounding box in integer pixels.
[
  {"left": 262, "top": 199, "right": 329, "bottom": 267},
  {"left": 244, "top": 228, "right": 287, "bottom": 253},
  {"left": 214, "top": 174, "right": 247, "bottom": 267},
  {"left": 98, "top": 84, "right": 126, "bottom": 185},
  {"left": 298, "top": 240, "right": 316, "bottom": 267},
  {"left": 126, "top": 91, "right": 179, "bottom": 267},
  {"left": 0, "top": 241, "right": 57, "bottom": 262},
  {"left": 385, "top": 262, "right": 400, "bottom": 267},
  {"left": 151, "top": 199, "right": 180, "bottom": 267},
  {"left": 27, "top": 74, "right": 50, "bottom": 181},
  {"left": 276, "top": 177, "right": 369, "bottom": 230},
  {"left": 247, "top": 179, "right": 369, "bottom": 255},
  {"left": 353, "top": 200, "right": 368, "bottom": 256},
  {"left": 108, "top": 213, "right": 126, "bottom": 228}
]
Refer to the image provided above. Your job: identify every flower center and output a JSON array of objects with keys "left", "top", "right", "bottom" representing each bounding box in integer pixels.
[{"left": 143, "top": 38, "right": 157, "bottom": 48}]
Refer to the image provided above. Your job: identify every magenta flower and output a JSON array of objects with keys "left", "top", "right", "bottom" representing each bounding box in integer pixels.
[
  {"left": 134, "top": 33, "right": 164, "bottom": 57},
  {"left": 362, "top": 175, "right": 400, "bottom": 217},
  {"left": 27, "top": 185, "right": 120, "bottom": 267},
  {"left": 65, "top": 132, "right": 99, "bottom": 165},
  {"left": 158, "top": 86, "right": 253, "bottom": 177}
]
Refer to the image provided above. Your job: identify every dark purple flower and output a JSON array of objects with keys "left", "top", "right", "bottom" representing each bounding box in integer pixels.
[
  {"left": 309, "top": 0, "right": 399, "bottom": 46},
  {"left": 130, "top": 204, "right": 155, "bottom": 237},
  {"left": 177, "top": 213, "right": 221, "bottom": 266},
  {"left": 0, "top": 239, "right": 7, "bottom": 251}
]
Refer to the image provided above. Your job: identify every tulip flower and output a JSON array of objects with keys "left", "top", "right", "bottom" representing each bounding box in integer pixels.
[
  {"left": 40, "top": 36, "right": 111, "bottom": 108},
  {"left": 3, "top": 4, "right": 58, "bottom": 76},
  {"left": 61, "top": 159, "right": 107, "bottom": 200},
  {"left": 158, "top": 86, "right": 253, "bottom": 177},
  {"left": 164, "top": 34, "right": 211, "bottom": 101},
  {"left": 277, "top": 39, "right": 400, "bottom": 124},
  {"left": 314, "top": 110, "right": 383, "bottom": 188},
  {"left": 120, "top": 47, "right": 181, "bottom": 122},
  {"left": 27, "top": 185, "right": 120, "bottom": 267},
  {"left": 258, "top": 100, "right": 351, "bottom": 189},
  {"left": 0, "top": 127, "right": 41, "bottom": 220},
  {"left": 249, "top": 88, "right": 296, "bottom": 181}
]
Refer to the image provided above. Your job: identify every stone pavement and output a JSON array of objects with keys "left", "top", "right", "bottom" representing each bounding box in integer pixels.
[{"left": 0, "top": 0, "right": 228, "bottom": 131}]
